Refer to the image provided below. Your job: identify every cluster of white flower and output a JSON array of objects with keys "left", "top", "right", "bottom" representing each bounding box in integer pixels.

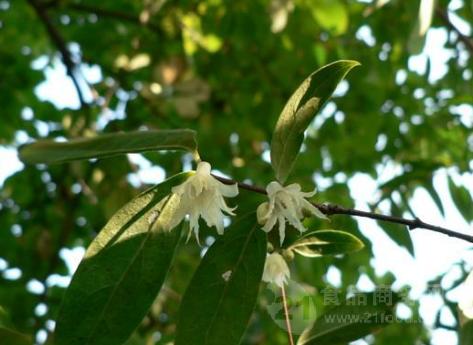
[
  {"left": 169, "top": 161, "right": 238, "bottom": 242},
  {"left": 170, "top": 161, "right": 327, "bottom": 286},
  {"left": 256, "top": 181, "right": 327, "bottom": 245}
]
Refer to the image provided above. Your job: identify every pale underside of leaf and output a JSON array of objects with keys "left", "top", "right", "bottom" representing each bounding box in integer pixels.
[{"left": 288, "top": 229, "right": 364, "bottom": 257}]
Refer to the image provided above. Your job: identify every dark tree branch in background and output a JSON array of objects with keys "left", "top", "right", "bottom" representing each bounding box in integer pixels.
[
  {"left": 436, "top": 8, "right": 473, "bottom": 54},
  {"left": 28, "top": 0, "right": 88, "bottom": 108},
  {"left": 213, "top": 175, "right": 473, "bottom": 244}
]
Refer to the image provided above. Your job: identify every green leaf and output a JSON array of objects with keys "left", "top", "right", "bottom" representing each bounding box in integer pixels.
[
  {"left": 460, "top": 320, "right": 473, "bottom": 345},
  {"left": 0, "top": 306, "right": 11, "bottom": 327},
  {"left": 55, "top": 172, "right": 192, "bottom": 345},
  {"left": 19, "top": 129, "right": 198, "bottom": 165},
  {"left": 448, "top": 176, "right": 473, "bottom": 222},
  {"left": 379, "top": 222, "right": 415, "bottom": 257},
  {"left": 310, "top": 0, "right": 349, "bottom": 35},
  {"left": 0, "top": 327, "right": 32, "bottom": 345},
  {"left": 288, "top": 230, "right": 364, "bottom": 258},
  {"left": 297, "top": 292, "right": 398, "bottom": 345},
  {"left": 270, "top": 60, "right": 360, "bottom": 183},
  {"left": 407, "top": 21, "right": 427, "bottom": 54},
  {"left": 175, "top": 214, "right": 267, "bottom": 345},
  {"left": 425, "top": 180, "right": 445, "bottom": 217}
]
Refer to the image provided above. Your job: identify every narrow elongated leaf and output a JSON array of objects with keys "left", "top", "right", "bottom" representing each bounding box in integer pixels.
[
  {"left": 288, "top": 230, "right": 364, "bottom": 258},
  {"left": 175, "top": 214, "right": 267, "bottom": 345},
  {"left": 270, "top": 60, "right": 360, "bottom": 183},
  {"left": 460, "top": 320, "right": 473, "bottom": 345},
  {"left": 425, "top": 180, "right": 445, "bottom": 216},
  {"left": 55, "top": 172, "right": 193, "bottom": 345},
  {"left": 378, "top": 221, "right": 414, "bottom": 257},
  {"left": 0, "top": 327, "right": 31, "bottom": 345},
  {"left": 298, "top": 292, "right": 398, "bottom": 345},
  {"left": 448, "top": 176, "right": 473, "bottom": 222},
  {"left": 19, "top": 129, "right": 198, "bottom": 164}
]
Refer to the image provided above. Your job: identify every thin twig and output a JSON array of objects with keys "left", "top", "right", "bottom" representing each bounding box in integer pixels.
[
  {"left": 436, "top": 8, "right": 473, "bottom": 54},
  {"left": 212, "top": 175, "right": 267, "bottom": 195},
  {"left": 212, "top": 175, "right": 473, "bottom": 243},
  {"left": 281, "top": 285, "right": 295, "bottom": 345},
  {"left": 28, "top": 0, "right": 88, "bottom": 108}
]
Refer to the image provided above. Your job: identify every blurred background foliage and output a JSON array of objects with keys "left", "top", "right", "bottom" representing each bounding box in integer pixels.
[{"left": 0, "top": 0, "right": 472, "bottom": 344}]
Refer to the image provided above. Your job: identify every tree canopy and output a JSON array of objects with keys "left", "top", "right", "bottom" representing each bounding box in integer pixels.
[{"left": 0, "top": 0, "right": 472, "bottom": 344}]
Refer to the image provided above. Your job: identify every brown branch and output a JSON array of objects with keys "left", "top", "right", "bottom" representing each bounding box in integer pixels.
[
  {"left": 436, "top": 8, "right": 473, "bottom": 54},
  {"left": 28, "top": 0, "right": 88, "bottom": 108},
  {"left": 212, "top": 175, "right": 473, "bottom": 243}
]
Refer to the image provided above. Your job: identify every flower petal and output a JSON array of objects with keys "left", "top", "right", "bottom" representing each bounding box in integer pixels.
[
  {"left": 302, "top": 199, "right": 328, "bottom": 219},
  {"left": 217, "top": 181, "right": 239, "bottom": 197},
  {"left": 266, "top": 181, "right": 283, "bottom": 196},
  {"left": 257, "top": 202, "right": 270, "bottom": 224},
  {"left": 277, "top": 214, "right": 286, "bottom": 245},
  {"left": 262, "top": 213, "right": 278, "bottom": 233}
]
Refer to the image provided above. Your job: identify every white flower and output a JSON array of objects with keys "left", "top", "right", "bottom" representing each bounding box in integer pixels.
[
  {"left": 257, "top": 181, "right": 327, "bottom": 245},
  {"left": 262, "top": 252, "right": 290, "bottom": 287},
  {"left": 459, "top": 271, "right": 473, "bottom": 319},
  {"left": 170, "top": 161, "right": 238, "bottom": 242}
]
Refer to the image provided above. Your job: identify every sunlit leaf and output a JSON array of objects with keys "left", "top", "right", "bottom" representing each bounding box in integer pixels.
[
  {"left": 270, "top": 60, "right": 360, "bottom": 183},
  {"left": 175, "top": 214, "right": 267, "bottom": 345},
  {"left": 19, "top": 129, "right": 198, "bottom": 164},
  {"left": 288, "top": 229, "right": 364, "bottom": 257},
  {"left": 297, "top": 292, "right": 398, "bottom": 345},
  {"left": 310, "top": 0, "right": 348, "bottom": 35},
  {"left": 55, "top": 172, "right": 192, "bottom": 345}
]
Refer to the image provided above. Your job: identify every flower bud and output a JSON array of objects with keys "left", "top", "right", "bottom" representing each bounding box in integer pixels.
[{"left": 262, "top": 252, "right": 290, "bottom": 287}]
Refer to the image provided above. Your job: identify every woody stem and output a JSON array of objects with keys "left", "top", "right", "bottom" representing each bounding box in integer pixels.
[{"left": 212, "top": 174, "right": 473, "bottom": 244}]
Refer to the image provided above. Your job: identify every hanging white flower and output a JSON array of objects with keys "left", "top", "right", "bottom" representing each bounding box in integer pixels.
[
  {"left": 262, "top": 252, "right": 290, "bottom": 287},
  {"left": 459, "top": 270, "right": 473, "bottom": 319},
  {"left": 257, "top": 181, "right": 327, "bottom": 245},
  {"left": 170, "top": 161, "right": 238, "bottom": 242}
]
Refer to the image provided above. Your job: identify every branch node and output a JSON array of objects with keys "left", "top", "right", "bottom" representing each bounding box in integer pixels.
[{"left": 408, "top": 217, "right": 422, "bottom": 230}]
